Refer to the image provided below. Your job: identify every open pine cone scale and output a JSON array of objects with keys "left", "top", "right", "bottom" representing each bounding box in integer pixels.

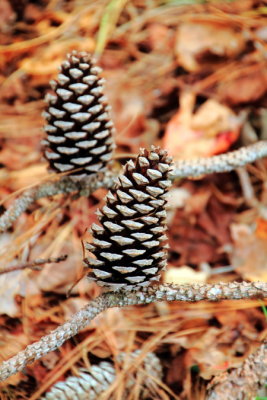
[
  {"left": 84, "top": 146, "right": 173, "bottom": 291},
  {"left": 42, "top": 51, "right": 115, "bottom": 179}
]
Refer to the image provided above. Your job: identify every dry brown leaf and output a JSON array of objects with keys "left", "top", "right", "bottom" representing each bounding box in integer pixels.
[
  {"left": 166, "top": 187, "right": 191, "bottom": 225},
  {"left": 163, "top": 92, "right": 241, "bottom": 158},
  {"left": 164, "top": 266, "right": 208, "bottom": 284},
  {"left": 0, "top": 0, "right": 15, "bottom": 33},
  {"left": 146, "top": 23, "right": 174, "bottom": 53},
  {"left": 35, "top": 251, "right": 84, "bottom": 294},
  {"left": 214, "top": 0, "right": 257, "bottom": 13},
  {"left": 190, "top": 347, "right": 229, "bottom": 380},
  {"left": 185, "top": 189, "right": 211, "bottom": 215},
  {"left": 168, "top": 181, "right": 236, "bottom": 266},
  {"left": 0, "top": 103, "right": 44, "bottom": 139},
  {"left": 20, "top": 38, "right": 95, "bottom": 86},
  {"left": 1, "top": 2, "right": 267, "bottom": 398},
  {"left": 168, "top": 188, "right": 191, "bottom": 209},
  {"left": 218, "top": 66, "right": 267, "bottom": 106},
  {"left": 230, "top": 222, "right": 267, "bottom": 280},
  {"left": 175, "top": 22, "right": 246, "bottom": 72},
  {"left": 106, "top": 73, "right": 147, "bottom": 141},
  {"left": 0, "top": 270, "right": 40, "bottom": 317},
  {"left": 166, "top": 313, "right": 261, "bottom": 381}
]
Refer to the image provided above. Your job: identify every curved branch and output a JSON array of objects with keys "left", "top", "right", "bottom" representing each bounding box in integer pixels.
[
  {"left": 0, "top": 171, "right": 116, "bottom": 232},
  {"left": 0, "top": 255, "right": 67, "bottom": 275},
  {"left": 172, "top": 140, "right": 267, "bottom": 179},
  {"left": 0, "top": 281, "right": 267, "bottom": 382},
  {"left": 1, "top": 141, "right": 267, "bottom": 232}
]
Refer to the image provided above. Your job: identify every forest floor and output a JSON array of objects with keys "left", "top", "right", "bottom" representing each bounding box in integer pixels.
[{"left": 0, "top": 0, "right": 267, "bottom": 399}]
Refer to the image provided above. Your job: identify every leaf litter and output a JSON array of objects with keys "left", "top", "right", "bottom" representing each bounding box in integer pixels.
[{"left": 0, "top": 0, "right": 267, "bottom": 399}]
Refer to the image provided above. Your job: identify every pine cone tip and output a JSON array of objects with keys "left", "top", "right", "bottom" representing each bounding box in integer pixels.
[
  {"left": 42, "top": 50, "right": 116, "bottom": 179},
  {"left": 84, "top": 146, "right": 173, "bottom": 291}
]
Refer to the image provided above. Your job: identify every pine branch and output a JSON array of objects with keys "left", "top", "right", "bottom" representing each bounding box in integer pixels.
[
  {"left": 1, "top": 281, "right": 267, "bottom": 382},
  {"left": 0, "top": 171, "right": 116, "bottom": 232},
  {"left": 0, "top": 255, "right": 67, "bottom": 275},
  {"left": 207, "top": 340, "right": 267, "bottom": 400},
  {"left": 172, "top": 140, "right": 267, "bottom": 178},
  {"left": 1, "top": 140, "right": 267, "bottom": 233}
]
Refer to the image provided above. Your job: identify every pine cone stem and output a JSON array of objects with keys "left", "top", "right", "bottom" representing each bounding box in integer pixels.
[{"left": 1, "top": 281, "right": 267, "bottom": 382}]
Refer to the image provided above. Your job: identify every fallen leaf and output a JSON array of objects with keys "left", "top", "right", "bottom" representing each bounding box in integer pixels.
[
  {"left": 256, "top": 217, "right": 267, "bottom": 240},
  {"left": 168, "top": 188, "right": 191, "bottom": 209},
  {"left": 146, "top": 23, "right": 174, "bottom": 53},
  {"left": 219, "top": 67, "right": 267, "bottom": 106},
  {"left": 20, "top": 38, "right": 95, "bottom": 86},
  {"left": 168, "top": 180, "right": 237, "bottom": 266},
  {"left": 0, "top": 270, "right": 40, "bottom": 317},
  {"left": 0, "top": 0, "right": 15, "bottom": 32},
  {"left": 35, "top": 252, "right": 87, "bottom": 293},
  {"left": 163, "top": 91, "right": 241, "bottom": 158},
  {"left": 175, "top": 22, "right": 246, "bottom": 72},
  {"left": 230, "top": 222, "right": 267, "bottom": 280},
  {"left": 164, "top": 265, "right": 208, "bottom": 284},
  {"left": 214, "top": 0, "right": 256, "bottom": 13},
  {"left": 166, "top": 187, "right": 191, "bottom": 224},
  {"left": 106, "top": 73, "right": 147, "bottom": 139},
  {"left": 185, "top": 189, "right": 211, "bottom": 215}
]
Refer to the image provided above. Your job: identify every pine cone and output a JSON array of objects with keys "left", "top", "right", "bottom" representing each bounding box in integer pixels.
[
  {"left": 84, "top": 146, "right": 173, "bottom": 291},
  {"left": 41, "top": 351, "right": 162, "bottom": 400},
  {"left": 42, "top": 51, "right": 115, "bottom": 179},
  {"left": 118, "top": 350, "right": 163, "bottom": 397},
  {"left": 41, "top": 361, "right": 115, "bottom": 400}
]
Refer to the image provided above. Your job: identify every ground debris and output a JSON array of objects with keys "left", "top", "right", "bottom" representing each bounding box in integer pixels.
[{"left": 1, "top": 1, "right": 267, "bottom": 398}]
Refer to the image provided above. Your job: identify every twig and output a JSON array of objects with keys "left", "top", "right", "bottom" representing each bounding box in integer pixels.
[
  {"left": 1, "top": 141, "right": 267, "bottom": 233},
  {"left": 206, "top": 339, "right": 267, "bottom": 400},
  {"left": 236, "top": 167, "right": 259, "bottom": 208},
  {"left": 172, "top": 141, "right": 267, "bottom": 179},
  {"left": 0, "top": 281, "right": 267, "bottom": 382},
  {"left": 0, "top": 171, "right": 116, "bottom": 232},
  {"left": 0, "top": 255, "right": 67, "bottom": 275}
]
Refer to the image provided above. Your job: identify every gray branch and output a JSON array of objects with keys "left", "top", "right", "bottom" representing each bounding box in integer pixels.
[
  {"left": 0, "top": 171, "right": 116, "bottom": 232},
  {"left": 172, "top": 140, "right": 267, "bottom": 178},
  {"left": 1, "top": 141, "right": 267, "bottom": 232},
  {"left": 0, "top": 255, "right": 67, "bottom": 275},
  {"left": 0, "top": 281, "right": 267, "bottom": 382}
]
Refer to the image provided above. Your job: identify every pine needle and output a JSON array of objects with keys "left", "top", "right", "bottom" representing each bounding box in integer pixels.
[{"left": 95, "top": 0, "right": 129, "bottom": 56}]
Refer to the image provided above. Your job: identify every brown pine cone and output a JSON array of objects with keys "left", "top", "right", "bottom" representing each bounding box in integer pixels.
[
  {"left": 42, "top": 51, "right": 115, "bottom": 179},
  {"left": 84, "top": 146, "right": 173, "bottom": 291}
]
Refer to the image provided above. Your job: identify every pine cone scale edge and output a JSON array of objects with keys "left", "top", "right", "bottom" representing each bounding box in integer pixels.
[
  {"left": 43, "top": 51, "right": 115, "bottom": 178},
  {"left": 84, "top": 147, "right": 173, "bottom": 291}
]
